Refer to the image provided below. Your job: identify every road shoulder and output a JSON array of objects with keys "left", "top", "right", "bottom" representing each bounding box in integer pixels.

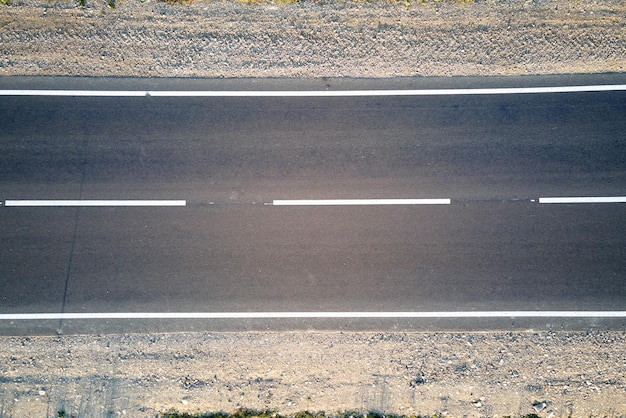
[{"left": 2, "top": 331, "right": 625, "bottom": 417}]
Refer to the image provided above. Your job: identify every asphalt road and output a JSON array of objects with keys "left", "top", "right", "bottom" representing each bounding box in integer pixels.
[{"left": 1, "top": 75, "right": 625, "bottom": 333}]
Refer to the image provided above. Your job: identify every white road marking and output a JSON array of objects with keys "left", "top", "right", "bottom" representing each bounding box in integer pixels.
[
  {"left": 4, "top": 200, "right": 187, "bottom": 207},
  {"left": 1, "top": 85, "right": 625, "bottom": 97},
  {"left": 539, "top": 196, "right": 626, "bottom": 204},
  {"left": 271, "top": 199, "right": 451, "bottom": 206},
  {"left": 0, "top": 90, "right": 147, "bottom": 97},
  {"left": 1, "top": 311, "right": 625, "bottom": 320}
]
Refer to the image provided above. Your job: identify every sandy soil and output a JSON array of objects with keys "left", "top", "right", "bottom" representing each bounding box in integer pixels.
[
  {"left": 1, "top": 331, "right": 625, "bottom": 417},
  {"left": 1, "top": 0, "right": 625, "bottom": 77}
]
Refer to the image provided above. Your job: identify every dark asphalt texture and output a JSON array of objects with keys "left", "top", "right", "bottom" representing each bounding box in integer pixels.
[{"left": 1, "top": 76, "right": 625, "bottom": 332}]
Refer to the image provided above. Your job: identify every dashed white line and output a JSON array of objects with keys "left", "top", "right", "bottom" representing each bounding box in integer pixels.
[
  {"left": 0, "top": 90, "right": 147, "bottom": 97},
  {"left": 1, "top": 311, "right": 625, "bottom": 320},
  {"left": 1, "top": 85, "right": 625, "bottom": 97},
  {"left": 5, "top": 197, "right": 625, "bottom": 207},
  {"left": 539, "top": 196, "right": 626, "bottom": 204},
  {"left": 271, "top": 199, "right": 451, "bottom": 206},
  {"left": 4, "top": 200, "right": 187, "bottom": 207}
]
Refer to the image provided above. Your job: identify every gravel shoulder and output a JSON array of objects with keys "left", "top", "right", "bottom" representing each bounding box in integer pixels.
[
  {"left": 1, "top": 331, "right": 626, "bottom": 417},
  {"left": 1, "top": 0, "right": 625, "bottom": 77}
]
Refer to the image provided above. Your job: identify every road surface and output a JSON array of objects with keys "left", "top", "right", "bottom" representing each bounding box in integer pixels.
[{"left": 1, "top": 75, "right": 625, "bottom": 333}]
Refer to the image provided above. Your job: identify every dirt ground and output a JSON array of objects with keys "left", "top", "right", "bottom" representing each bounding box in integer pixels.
[
  {"left": 1, "top": 0, "right": 625, "bottom": 77},
  {"left": 1, "top": 331, "right": 625, "bottom": 417}
]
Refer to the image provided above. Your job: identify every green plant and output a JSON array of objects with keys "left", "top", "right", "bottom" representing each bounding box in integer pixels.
[
  {"left": 294, "top": 412, "right": 326, "bottom": 418},
  {"left": 230, "top": 409, "right": 283, "bottom": 418}
]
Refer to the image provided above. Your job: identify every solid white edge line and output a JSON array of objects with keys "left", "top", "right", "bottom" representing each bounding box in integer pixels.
[
  {"left": 272, "top": 199, "right": 451, "bottom": 206},
  {"left": 146, "top": 85, "right": 626, "bottom": 96},
  {"left": 5, "top": 200, "right": 187, "bottom": 207},
  {"left": 1, "top": 311, "right": 625, "bottom": 320},
  {"left": 539, "top": 197, "right": 626, "bottom": 204},
  {"left": 1, "top": 85, "right": 626, "bottom": 97}
]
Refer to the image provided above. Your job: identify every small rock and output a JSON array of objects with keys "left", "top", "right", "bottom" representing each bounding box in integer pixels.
[
  {"left": 472, "top": 399, "right": 482, "bottom": 408},
  {"left": 409, "top": 374, "right": 426, "bottom": 387},
  {"left": 532, "top": 400, "right": 547, "bottom": 412},
  {"left": 38, "top": 390, "right": 46, "bottom": 396}
]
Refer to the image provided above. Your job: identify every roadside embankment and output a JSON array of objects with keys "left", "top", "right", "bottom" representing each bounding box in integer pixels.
[
  {"left": 1, "top": 0, "right": 625, "bottom": 77},
  {"left": 1, "top": 331, "right": 625, "bottom": 417}
]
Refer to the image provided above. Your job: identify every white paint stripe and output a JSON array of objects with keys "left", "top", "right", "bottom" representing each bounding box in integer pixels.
[
  {"left": 0, "top": 90, "right": 147, "bottom": 97},
  {"left": 539, "top": 196, "right": 626, "bottom": 204},
  {"left": 1, "top": 311, "right": 625, "bottom": 320},
  {"left": 272, "top": 199, "right": 451, "bottom": 206},
  {"left": 1, "top": 85, "right": 625, "bottom": 97},
  {"left": 147, "top": 85, "right": 626, "bottom": 96},
  {"left": 5, "top": 200, "right": 186, "bottom": 207}
]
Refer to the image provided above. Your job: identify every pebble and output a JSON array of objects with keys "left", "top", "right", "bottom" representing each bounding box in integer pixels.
[{"left": 532, "top": 400, "right": 547, "bottom": 412}]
